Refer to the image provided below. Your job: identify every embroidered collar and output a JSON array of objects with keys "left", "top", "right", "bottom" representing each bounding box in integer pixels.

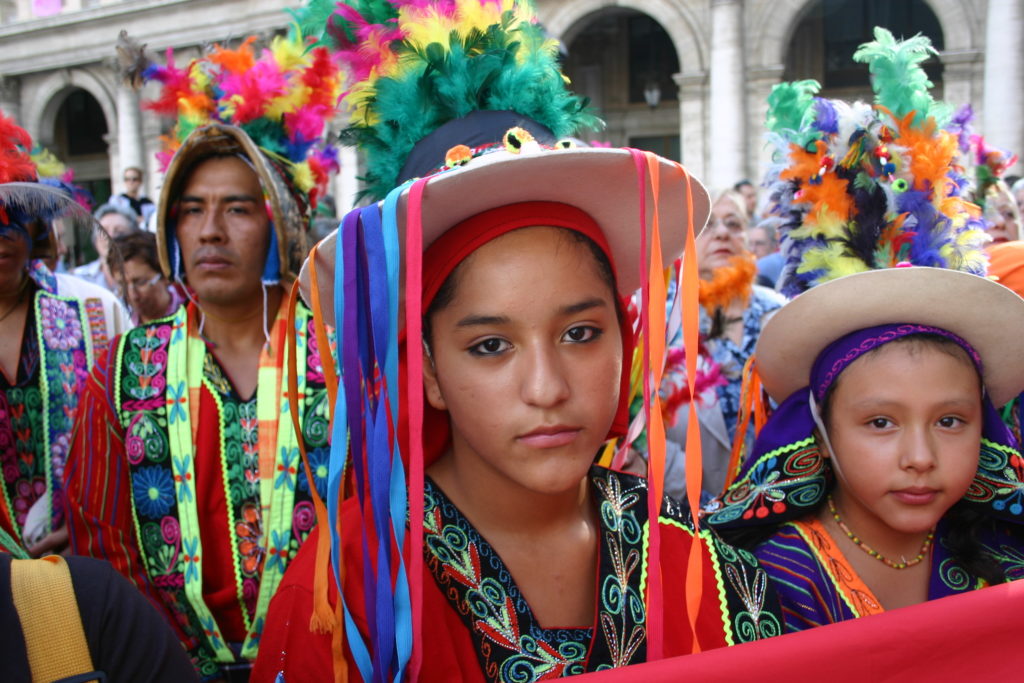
[{"left": 422, "top": 466, "right": 650, "bottom": 682}]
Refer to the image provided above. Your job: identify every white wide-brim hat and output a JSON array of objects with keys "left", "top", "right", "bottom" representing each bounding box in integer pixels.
[
  {"left": 755, "top": 267, "right": 1024, "bottom": 407},
  {"left": 299, "top": 145, "right": 711, "bottom": 324}
]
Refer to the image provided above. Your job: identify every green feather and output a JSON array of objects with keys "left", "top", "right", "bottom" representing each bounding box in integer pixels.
[
  {"left": 766, "top": 80, "right": 821, "bottom": 149},
  {"left": 287, "top": 0, "right": 338, "bottom": 45},
  {"left": 340, "top": 6, "right": 600, "bottom": 200},
  {"left": 853, "top": 27, "right": 950, "bottom": 128}
]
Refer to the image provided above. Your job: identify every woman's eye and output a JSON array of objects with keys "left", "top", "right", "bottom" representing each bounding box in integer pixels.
[
  {"left": 469, "top": 338, "right": 510, "bottom": 356},
  {"left": 868, "top": 417, "right": 892, "bottom": 429},
  {"left": 563, "top": 325, "right": 601, "bottom": 343},
  {"left": 938, "top": 416, "right": 964, "bottom": 428}
]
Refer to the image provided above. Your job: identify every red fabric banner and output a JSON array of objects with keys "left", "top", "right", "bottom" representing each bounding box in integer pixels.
[{"left": 581, "top": 581, "right": 1024, "bottom": 682}]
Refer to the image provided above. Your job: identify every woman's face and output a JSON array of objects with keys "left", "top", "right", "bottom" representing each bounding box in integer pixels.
[
  {"left": 424, "top": 226, "right": 623, "bottom": 496},
  {"left": 697, "top": 196, "right": 749, "bottom": 279},
  {"left": 984, "top": 192, "right": 1021, "bottom": 244},
  {"left": 122, "top": 257, "right": 170, "bottom": 322},
  {"left": 826, "top": 341, "right": 982, "bottom": 540},
  {"left": 0, "top": 226, "right": 32, "bottom": 294}
]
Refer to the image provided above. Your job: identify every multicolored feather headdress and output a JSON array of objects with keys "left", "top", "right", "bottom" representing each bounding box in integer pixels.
[
  {"left": 764, "top": 27, "right": 989, "bottom": 297},
  {"left": 295, "top": 0, "right": 600, "bottom": 200},
  {"left": 0, "top": 111, "right": 92, "bottom": 263},
  {"left": 141, "top": 29, "right": 343, "bottom": 284},
  {"left": 971, "top": 134, "right": 1018, "bottom": 213}
]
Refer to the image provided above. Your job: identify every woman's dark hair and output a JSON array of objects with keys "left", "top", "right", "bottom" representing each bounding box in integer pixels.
[
  {"left": 108, "top": 230, "right": 161, "bottom": 273},
  {"left": 423, "top": 227, "right": 622, "bottom": 346},
  {"left": 723, "top": 332, "right": 1007, "bottom": 584}
]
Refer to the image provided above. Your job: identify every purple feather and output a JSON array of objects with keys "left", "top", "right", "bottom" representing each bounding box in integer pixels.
[
  {"left": 899, "top": 189, "right": 954, "bottom": 268},
  {"left": 813, "top": 98, "right": 839, "bottom": 136},
  {"left": 948, "top": 103, "right": 974, "bottom": 153}
]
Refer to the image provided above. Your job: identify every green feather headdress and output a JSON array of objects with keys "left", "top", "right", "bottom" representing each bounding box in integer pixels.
[{"left": 299, "top": 0, "right": 601, "bottom": 200}]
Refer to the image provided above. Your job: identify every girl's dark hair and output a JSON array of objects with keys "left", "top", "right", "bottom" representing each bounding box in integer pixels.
[
  {"left": 724, "top": 332, "right": 1008, "bottom": 584},
  {"left": 423, "top": 227, "right": 622, "bottom": 346}
]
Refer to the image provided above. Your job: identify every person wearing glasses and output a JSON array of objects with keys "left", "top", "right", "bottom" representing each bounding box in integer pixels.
[
  {"left": 107, "top": 231, "right": 184, "bottom": 325},
  {"left": 111, "top": 166, "right": 155, "bottom": 227}
]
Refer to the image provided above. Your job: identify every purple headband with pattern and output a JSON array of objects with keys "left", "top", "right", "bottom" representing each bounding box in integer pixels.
[{"left": 810, "top": 323, "right": 984, "bottom": 402}]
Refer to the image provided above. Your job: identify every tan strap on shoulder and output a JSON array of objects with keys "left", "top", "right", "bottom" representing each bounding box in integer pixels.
[{"left": 11, "top": 556, "right": 96, "bottom": 682}]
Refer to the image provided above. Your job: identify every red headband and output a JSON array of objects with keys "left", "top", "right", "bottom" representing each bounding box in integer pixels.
[{"left": 422, "top": 201, "right": 618, "bottom": 309}]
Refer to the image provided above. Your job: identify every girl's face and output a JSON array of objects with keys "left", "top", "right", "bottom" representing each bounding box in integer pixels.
[
  {"left": 826, "top": 342, "right": 982, "bottom": 539},
  {"left": 424, "top": 226, "right": 622, "bottom": 496},
  {"left": 697, "top": 196, "right": 749, "bottom": 279}
]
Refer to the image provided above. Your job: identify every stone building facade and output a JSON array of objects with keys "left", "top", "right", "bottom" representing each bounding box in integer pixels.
[{"left": 0, "top": 0, "right": 1019, "bottom": 239}]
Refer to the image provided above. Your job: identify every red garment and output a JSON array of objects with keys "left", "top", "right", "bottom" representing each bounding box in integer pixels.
[
  {"left": 64, "top": 341, "right": 248, "bottom": 648},
  {"left": 253, "top": 487, "right": 744, "bottom": 683}
]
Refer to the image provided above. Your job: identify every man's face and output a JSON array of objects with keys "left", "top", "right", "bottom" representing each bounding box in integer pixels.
[
  {"left": 175, "top": 156, "right": 271, "bottom": 307},
  {"left": 738, "top": 184, "right": 757, "bottom": 216},
  {"left": 123, "top": 169, "right": 143, "bottom": 198}
]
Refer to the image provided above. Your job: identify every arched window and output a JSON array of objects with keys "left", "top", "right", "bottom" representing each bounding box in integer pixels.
[
  {"left": 53, "top": 88, "right": 110, "bottom": 202},
  {"left": 785, "top": 0, "right": 944, "bottom": 97},
  {"left": 562, "top": 9, "right": 680, "bottom": 158}
]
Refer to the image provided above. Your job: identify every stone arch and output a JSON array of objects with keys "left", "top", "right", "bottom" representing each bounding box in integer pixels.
[
  {"left": 543, "top": 0, "right": 707, "bottom": 75},
  {"left": 24, "top": 67, "right": 117, "bottom": 148},
  {"left": 748, "top": 0, "right": 982, "bottom": 70}
]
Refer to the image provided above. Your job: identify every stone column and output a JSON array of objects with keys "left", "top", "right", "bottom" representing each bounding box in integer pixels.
[
  {"left": 708, "top": 0, "right": 746, "bottom": 190},
  {"left": 116, "top": 82, "right": 145, "bottom": 189},
  {"left": 940, "top": 49, "right": 984, "bottom": 121},
  {"left": 0, "top": 76, "right": 21, "bottom": 122},
  {"left": 674, "top": 70, "right": 708, "bottom": 183},
  {"left": 746, "top": 65, "right": 784, "bottom": 186},
  {"left": 141, "top": 107, "right": 166, "bottom": 227},
  {"left": 983, "top": 0, "right": 1024, "bottom": 174}
]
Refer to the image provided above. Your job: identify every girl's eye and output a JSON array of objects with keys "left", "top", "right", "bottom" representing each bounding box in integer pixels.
[
  {"left": 469, "top": 338, "right": 510, "bottom": 356},
  {"left": 938, "top": 416, "right": 964, "bottom": 429},
  {"left": 563, "top": 325, "right": 601, "bottom": 343},
  {"left": 868, "top": 417, "right": 893, "bottom": 429}
]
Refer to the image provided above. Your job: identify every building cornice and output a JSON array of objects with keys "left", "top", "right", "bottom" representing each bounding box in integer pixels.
[{"left": 0, "top": 0, "right": 291, "bottom": 76}]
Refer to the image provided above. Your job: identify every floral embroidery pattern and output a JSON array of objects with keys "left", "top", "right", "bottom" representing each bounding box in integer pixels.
[
  {"left": 39, "top": 297, "right": 83, "bottom": 351},
  {"left": 133, "top": 466, "right": 177, "bottom": 518},
  {"left": 1, "top": 384, "right": 45, "bottom": 534},
  {"left": 423, "top": 468, "right": 652, "bottom": 682},
  {"left": 117, "top": 305, "right": 327, "bottom": 669},
  {"left": 1, "top": 293, "right": 94, "bottom": 546},
  {"left": 707, "top": 438, "right": 828, "bottom": 528}
]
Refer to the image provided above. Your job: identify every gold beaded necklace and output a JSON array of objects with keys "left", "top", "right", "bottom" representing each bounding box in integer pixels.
[{"left": 827, "top": 495, "right": 934, "bottom": 570}]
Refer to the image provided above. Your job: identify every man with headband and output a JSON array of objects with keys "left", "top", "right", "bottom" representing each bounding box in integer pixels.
[{"left": 63, "top": 33, "right": 339, "bottom": 680}]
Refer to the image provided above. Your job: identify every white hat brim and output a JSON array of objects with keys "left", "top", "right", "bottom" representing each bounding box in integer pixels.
[
  {"left": 300, "top": 147, "right": 710, "bottom": 325},
  {"left": 756, "top": 267, "right": 1024, "bottom": 407}
]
